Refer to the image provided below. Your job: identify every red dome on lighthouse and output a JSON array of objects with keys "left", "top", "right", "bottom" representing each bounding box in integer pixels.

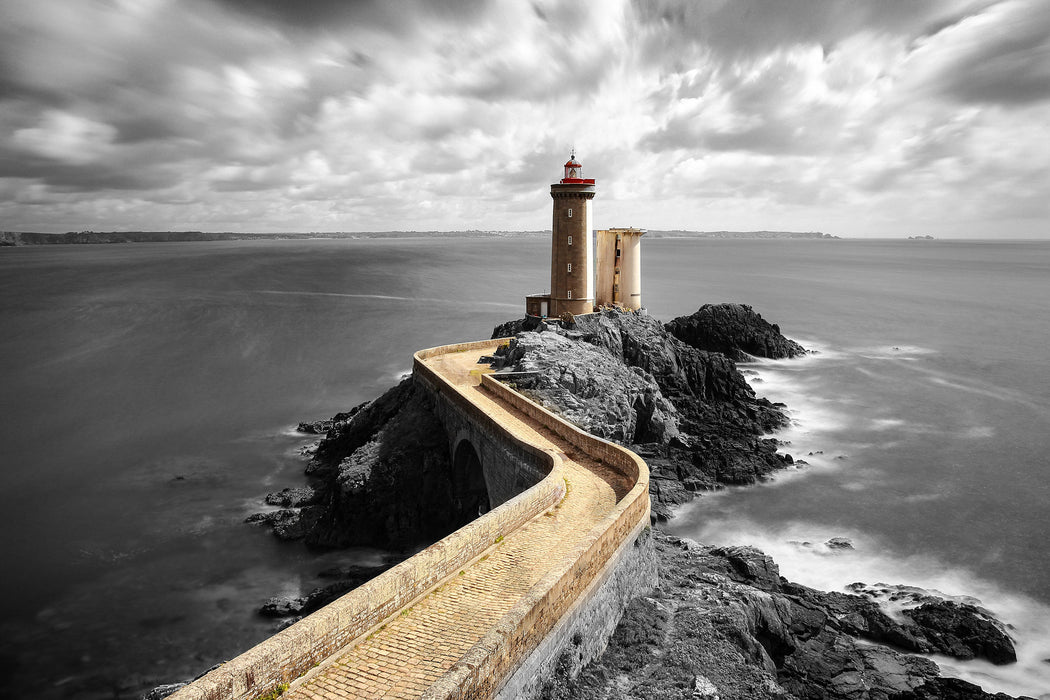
[{"left": 561, "top": 149, "right": 595, "bottom": 184}]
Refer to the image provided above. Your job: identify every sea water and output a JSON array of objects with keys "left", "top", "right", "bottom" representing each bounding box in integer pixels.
[
  {"left": 654, "top": 239, "right": 1050, "bottom": 698},
  {"left": 1, "top": 237, "right": 1047, "bottom": 698}
]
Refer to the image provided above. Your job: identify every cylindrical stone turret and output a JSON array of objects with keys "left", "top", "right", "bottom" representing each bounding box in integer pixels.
[{"left": 596, "top": 227, "right": 645, "bottom": 310}]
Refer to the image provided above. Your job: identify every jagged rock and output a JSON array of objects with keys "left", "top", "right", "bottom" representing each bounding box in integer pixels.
[
  {"left": 493, "top": 309, "right": 794, "bottom": 517},
  {"left": 259, "top": 562, "right": 397, "bottom": 621},
  {"left": 890, "top": 677, "right": 1034, "bottom": 699},
  {"left": 693, "top": 675, "right": 722, "bottom": 699},
  {"left": 666, "top": 304, "right": 807, "bottom": 361},
  {"left": 780, "top": 583, "right": 929, "bottom": 654},
  {"left": 259, "top": 582, "right": 352, "bottom": 618},
  {"left": 825, "top": 537, "right": 855, "bottom": 550},
  {"left": 706, "top": 545, "right": 784, "bottom": 592},
  {"left": 903, "top": 601, "right": 1017, "bottom": 664},
  {"left": 491, "top": 314, "right": 551, "bottom": 338},
  {"left": 542, "top": 532, "right": 951, "bottom": 700},
  {"left": 302, "top": 378, "right": 471, "bottom": 549},
  {"left": 265, "top": 486, "right": 319, "bottom": 507},
  {"left": 143, "top": 682, "right": 188, "bottom": 700},
  {"left": 245, "top": 506, "right": 322, "bottom": 541},
  {"left": 498, "top": 330, "right": 681, "bottom": 444}
]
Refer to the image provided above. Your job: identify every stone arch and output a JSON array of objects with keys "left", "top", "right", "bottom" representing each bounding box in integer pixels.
[{"left": 452, "top": 436, "right": 490, "bottom": 522}]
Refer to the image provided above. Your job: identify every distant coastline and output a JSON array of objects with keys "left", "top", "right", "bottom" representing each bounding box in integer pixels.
[{"left": 0, "top": 229, "right": 836, "bottom": 246}]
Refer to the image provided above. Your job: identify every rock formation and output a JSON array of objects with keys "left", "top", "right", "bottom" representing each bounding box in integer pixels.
[
  {"left": 249, "top": 377, "right": 475, "bottom": 551},
  {"left": 493, "top": 307, "right": 795, "bottom": 521},
  {"left": 537, "top": 532, "right": 1024, "bottom": 700},
  {"left": 665, "top": 303, "right": 807, "bottom": 361}
]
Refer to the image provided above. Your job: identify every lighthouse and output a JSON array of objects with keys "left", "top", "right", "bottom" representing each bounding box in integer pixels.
[
  {"left": 525, "top": 151, "right": 644, "bottom": 319},
  {"left": 525, "top": 151, "right": 597, "bottom": 319}
]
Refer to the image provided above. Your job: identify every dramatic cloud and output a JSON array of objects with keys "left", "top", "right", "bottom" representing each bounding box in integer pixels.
[{"left": 0, "top": 0, "right": 1047, "bottom": 237}]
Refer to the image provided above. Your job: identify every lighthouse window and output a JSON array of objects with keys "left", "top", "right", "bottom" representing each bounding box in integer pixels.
[
  {"left": 567, "top": 263, "right": 572, "bottom": 273},
  {"left": 567, "top": 290, "right": 572, "bottom": 299},
  {"left": 567, "top": 235, "right": 572, "bottom": 246},
  {"left": 567, "top": 208, "right": 573, "bottom": 218}
]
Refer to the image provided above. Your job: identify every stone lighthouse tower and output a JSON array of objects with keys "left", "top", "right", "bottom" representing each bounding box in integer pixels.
[
  {"left": 547, "top": 150, "right": 595, "bottom": 317},
  {"left": 524, "top": 152, "right": 645, "bottom": 319}
]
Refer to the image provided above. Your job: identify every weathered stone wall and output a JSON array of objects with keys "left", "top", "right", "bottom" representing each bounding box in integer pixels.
[
  {"left": 419, "top": 374, "right": 652, "bottom": 700},
  {"left": 494, "top": 521, "right": 657, "bottom": 699},
  {"left": 414, "top": 341, "right": 550, "bottom": 507}
]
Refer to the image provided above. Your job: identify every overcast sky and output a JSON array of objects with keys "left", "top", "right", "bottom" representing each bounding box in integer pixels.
[{"left": 1, "top": 0, "right": 1048, "bottom": 237}]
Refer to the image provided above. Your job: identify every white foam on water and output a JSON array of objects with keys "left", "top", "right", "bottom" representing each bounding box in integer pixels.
[
  {"left": 381, "top": 365, "right": 413, "bottom": 386},
  {"left": 743, "top": 349, "right": 857, "bottom": 472},
  {"left": 787, "top": 338, "right": 849, "bottom": 361},
  {"left": 691, "top": 338, "right": 1050, "bottom": 697}
]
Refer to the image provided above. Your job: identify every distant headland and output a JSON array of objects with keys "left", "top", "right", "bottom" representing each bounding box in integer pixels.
[{"left": 0, "top": 229, "right": 837, "bottom": 246}]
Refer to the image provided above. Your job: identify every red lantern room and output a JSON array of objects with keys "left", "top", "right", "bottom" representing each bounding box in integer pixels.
[{"left": 561, "top": 149, "right": 595, "bottom": 184}]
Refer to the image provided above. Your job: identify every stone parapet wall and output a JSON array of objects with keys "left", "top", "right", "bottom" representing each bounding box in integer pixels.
[
  {"left": 482, "top": 373, "right": 644, "bottom": 492},
  {"left": 495, "top": 520, "right": 656, "bottom": 699},
  {"left": 167, "top": 341, "right": 564, "bottom": 700},
  {"left": 419, "top": 374, "right": 652, "bottom": 699},
  {"left": 413, "top": 340, "right": 552, "bottom": 506}
]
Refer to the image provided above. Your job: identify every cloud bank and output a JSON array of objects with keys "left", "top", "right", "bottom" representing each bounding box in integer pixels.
[{"left": 1, "top": 0, "right": 1047, "bottom": 237}]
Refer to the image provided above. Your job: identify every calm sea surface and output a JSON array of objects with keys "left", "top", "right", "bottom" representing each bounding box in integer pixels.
[{"left": 1, "top": 238, "right": 1047, "bottom": 698}]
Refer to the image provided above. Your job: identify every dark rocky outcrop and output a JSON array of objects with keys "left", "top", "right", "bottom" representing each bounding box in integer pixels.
[
  {"left": 258, "top": 562, "right": 397, "bottom": 621},
  {"left": 539, "top": 532, "right": 1028, "bottom": 700},
  {"left": 303, "top": 378, "right": 469, "bottom": 549},
  {"left": 245, "top": 506, "right": 322, "bottom": 541},
  {"left": 251, "top": 377, "right": 476, "bottom": 551},
  {"left": 244, "top": 486, "right": 326, "bottom": 539},
  {"left": 902, "top": 601, "right": 1016, "bottom": 664},
  {"left": 890, "top": 677, "right": 1027, "bottom": 699},
  {"left": 704, "top": 546, "right": 1016, "bottom": 667},
  {"left": 539, "top": 532, "right": 939, "bottom": 700},
  {"left": 666, "top": 303, "right": 807, "bottom": 361},
  {"left": 491, "top": 309, "right": 793, "bottom": 520},
  {"left": 264, "top": 486, "right": 320, "bottom": 508}
]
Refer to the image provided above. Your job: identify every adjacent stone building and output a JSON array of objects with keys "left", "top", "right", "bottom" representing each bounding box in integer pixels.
[{"left": 595, "top": 227, "right": 645, "bottom": 310}]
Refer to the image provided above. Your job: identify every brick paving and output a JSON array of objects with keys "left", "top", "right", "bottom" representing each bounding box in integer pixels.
[{"left": 283, "top": 342, "right": 622, "bottom": 699}]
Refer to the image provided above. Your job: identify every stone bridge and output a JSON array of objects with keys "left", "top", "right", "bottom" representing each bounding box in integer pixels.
[{"left": 168, "top": 338, "right": 654, "bottom": 700}]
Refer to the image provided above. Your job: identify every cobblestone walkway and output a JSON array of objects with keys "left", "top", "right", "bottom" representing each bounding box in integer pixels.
[{"left": 283, "top": 342, "right": 623, "bottom": 699}]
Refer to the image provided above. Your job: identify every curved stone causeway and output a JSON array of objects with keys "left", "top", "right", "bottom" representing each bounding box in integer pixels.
[{"left": 168, "top": 339, "right": 652, "bottom": 700}]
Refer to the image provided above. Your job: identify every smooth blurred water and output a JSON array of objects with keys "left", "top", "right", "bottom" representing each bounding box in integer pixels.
[
  {"left": 0, "top": 238, "right": 544, "bottom": 699},
  {"left": 1, "top": 237, "right": 1048, "bottom": 698},
  {"left": 650, "top": 239, "right": 1050, "bottom": 698}
]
